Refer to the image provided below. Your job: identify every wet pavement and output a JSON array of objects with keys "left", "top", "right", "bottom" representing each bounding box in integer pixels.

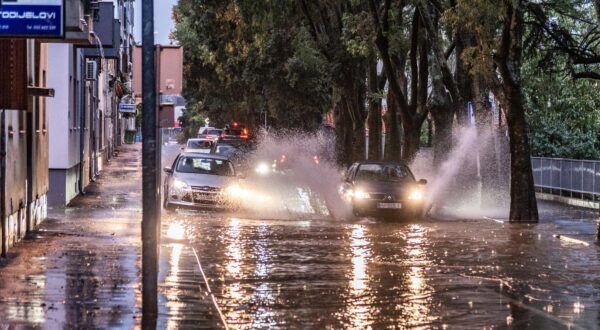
[{"left": 1, "top": 143, "right": 600, "bottom": 329}]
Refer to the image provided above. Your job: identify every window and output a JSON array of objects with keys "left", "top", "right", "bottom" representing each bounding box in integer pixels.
[
  {"left": 355, "top": 164, "right": 410, "bottom": 182},
  {"left": 175, "top": 156, "right": 235, "bottom": 177}
]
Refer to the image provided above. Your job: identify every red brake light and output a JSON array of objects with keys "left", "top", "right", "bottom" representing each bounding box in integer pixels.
[{"left": 232, "top": 121, "right": 239, "bottom": 127}]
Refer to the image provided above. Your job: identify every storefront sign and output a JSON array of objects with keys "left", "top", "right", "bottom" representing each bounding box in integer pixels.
[{"left": 0, "top": 0, "right": 64, "bottom": 38}]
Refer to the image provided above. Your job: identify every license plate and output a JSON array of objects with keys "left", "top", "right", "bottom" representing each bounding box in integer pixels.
[
  {"left": 194, "top": 193, "right": 216, "bottom": 200},
  {"left": 378, "top": 203, "right": 402, "bottom": 209}
]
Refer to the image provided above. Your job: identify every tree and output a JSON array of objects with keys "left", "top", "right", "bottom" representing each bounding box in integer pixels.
[
  {"left": 446, "top": 0, "right": 539, "bottom": 222},
  {"left": 523, "top": 54, "right": 600, "bottom": 159},
  {"left": 172, "top": 0, "right": 330, "bottom": 134},
  {"left": 298, "top": 0, "right": 369, "bottom": 165}
]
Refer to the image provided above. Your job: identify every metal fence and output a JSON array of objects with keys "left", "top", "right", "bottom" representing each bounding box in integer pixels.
[{"left": 531, "top": 157, "right": 600, "bottom": 197}]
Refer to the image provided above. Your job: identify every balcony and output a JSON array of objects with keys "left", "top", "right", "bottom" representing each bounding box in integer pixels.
[{"left": 64, "top": 0, "right": 94, "bottom": 44}]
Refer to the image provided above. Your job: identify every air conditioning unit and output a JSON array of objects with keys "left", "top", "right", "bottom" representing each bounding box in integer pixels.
[{"left": 85, "top": 60, "right": 97, "bottom": 80}]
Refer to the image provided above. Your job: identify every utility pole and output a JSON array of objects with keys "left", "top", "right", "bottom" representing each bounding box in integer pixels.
[{"left": 141, "top": 0, "right": 159, "bottom": 326}]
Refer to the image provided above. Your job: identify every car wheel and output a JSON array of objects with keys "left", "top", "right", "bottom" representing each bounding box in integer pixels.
[{"left": 163, "top": 191, "right": 175, "bottom": 211}]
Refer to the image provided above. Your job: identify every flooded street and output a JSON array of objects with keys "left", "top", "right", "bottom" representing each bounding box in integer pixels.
[
  {"left": 160, "top": 144, "right": 600, "bottom": 329},
  {"left": 160, "top": 206, "right": 600, "bottom": 329}
]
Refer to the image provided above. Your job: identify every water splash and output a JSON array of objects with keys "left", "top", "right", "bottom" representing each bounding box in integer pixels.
[
  {"left": 411, "top": 125, "right": 510, "bottom": 219},
  {"left": 238, "top": 129, "right": 351, "bottom": 220}
]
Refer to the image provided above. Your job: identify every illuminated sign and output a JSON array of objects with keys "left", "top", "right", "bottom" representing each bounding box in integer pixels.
[{"left": 0, "top": 0, "right": 64, "bottom": 38}]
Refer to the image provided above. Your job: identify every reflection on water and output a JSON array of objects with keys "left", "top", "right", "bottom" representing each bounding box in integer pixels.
[
  {"left": 400, "top": 224, "right": 434, "bottom": 327},
  {"left": 167, "top": 223, "right": 185, "bottom": 241},
  {"left": 346, "top": 224, "right": 374, "bottom": 328},
  {"left": 224, "top": 218, "right": 245, "bottom": 325},
  {"left": 5, "top": 273, "right": 47, "bottom": 323},
  {"left": 165, "top": 243, "right": 183, "bottom": 330}
]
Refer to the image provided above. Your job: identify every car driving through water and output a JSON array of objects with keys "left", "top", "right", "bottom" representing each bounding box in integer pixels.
[
  {"left": 163, "top": 152, "right": 243, "bottom": 210},
  {"left": 341, "top": 161, "right": 427, "bottom": 219}
]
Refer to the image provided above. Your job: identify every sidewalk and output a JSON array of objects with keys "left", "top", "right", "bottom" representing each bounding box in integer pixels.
[{"left": 0, "top": 144, "right": 220, "bottom": 328}]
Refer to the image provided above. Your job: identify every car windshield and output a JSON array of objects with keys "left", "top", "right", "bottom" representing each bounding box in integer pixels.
[
  {"left": 187, "top": 140, "right": 213, "bottom": 149},
  {"left": 355, "top": 164, "right": 410, "bottom": 182},
  {"left": 176, "top": 156, "right": 235, "bottom": 176}
]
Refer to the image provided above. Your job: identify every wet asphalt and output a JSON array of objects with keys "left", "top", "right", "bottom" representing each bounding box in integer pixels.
[{"left": 0, "top": 143, "right": 599, "bottom": 329}]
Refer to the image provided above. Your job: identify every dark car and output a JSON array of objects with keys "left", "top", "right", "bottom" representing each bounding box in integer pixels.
[
  {"left": 341, "top": 161, "right": 427, "bottom": 219},
  {"left": 222, "top": 122, "right": 249, "bottom": 139},
  {"left": 210, "top": 138, "right": 257, "bottom": 174}
]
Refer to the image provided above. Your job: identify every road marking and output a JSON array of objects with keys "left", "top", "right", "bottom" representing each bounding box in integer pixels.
[
  {"left": 483, "top": 216, "right": 506, "bottom": 224},
  {"left": 553, "top": 234, "right": 590, "bottom": 247},
  {"left": 191, "top": 246, "right": 229, "bottom": 330}
]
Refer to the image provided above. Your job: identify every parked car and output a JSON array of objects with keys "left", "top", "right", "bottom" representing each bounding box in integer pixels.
[
  {"left": 184, "top": 138, "right": 214, "bottom": 153},
  {"left": 163, "top": 153, "right": 242, "bottom": 210},
  {"left": 340, "top": 161, "right": 427, "bottom": 219}
]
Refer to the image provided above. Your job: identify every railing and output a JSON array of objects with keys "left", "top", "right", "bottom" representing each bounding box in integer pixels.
[{"left": 531, "top": 157, "right": 600, "bottom": 198}]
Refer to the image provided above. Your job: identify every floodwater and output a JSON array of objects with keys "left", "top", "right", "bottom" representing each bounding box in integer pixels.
[
  {"left": 159, "top": 207, "right": 600, "bottom": 329},
  {"left": 158, "top": 141, "right": 600, "bottom": 329}
]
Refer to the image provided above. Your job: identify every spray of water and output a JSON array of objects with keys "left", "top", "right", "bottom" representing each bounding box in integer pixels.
[
  {"left": 237, "top": 130, "right": 352, "bottom": 220},
  {"left": 411, "top": 125, "right": 510, "bottom": 219}
]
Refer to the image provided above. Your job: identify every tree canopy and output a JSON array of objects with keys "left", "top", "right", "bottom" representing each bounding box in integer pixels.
[{"left": 172, "top": 0, "right": 600, "bottom": 222}]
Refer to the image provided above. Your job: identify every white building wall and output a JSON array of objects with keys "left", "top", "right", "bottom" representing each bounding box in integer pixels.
[{"left": 48, "top": 43, "right": 79, "bottom": 170}]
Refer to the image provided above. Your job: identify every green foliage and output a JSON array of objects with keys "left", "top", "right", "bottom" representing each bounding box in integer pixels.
[
  {"left": 172, "top": 0, "right": 331, "bottom": 132},
  {"left": 523, "top": 55, "right": 600, "bottom": 159}
]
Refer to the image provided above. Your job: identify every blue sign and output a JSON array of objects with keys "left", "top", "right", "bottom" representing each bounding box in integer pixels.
[
  {"left": 119, "top": 103, "right": 137, "bottom": 113},
  {"left": 0, "top": 1, "right": 64, "bottom": 38}
]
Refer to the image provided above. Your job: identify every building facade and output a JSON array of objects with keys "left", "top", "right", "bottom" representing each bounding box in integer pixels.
[
  {"left": 133, "top": 44, "right": 185, "bottom": 128},
  {"left": 48, "top": 0, "right": 135, "bottom": 207}
]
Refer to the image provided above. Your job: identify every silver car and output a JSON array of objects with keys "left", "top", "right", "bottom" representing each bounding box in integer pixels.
[
  {"left": 163, "top": 152, "right": 241, "bottom": 210},
  {"left": 184, "top": 138, "right": 214, "bottom": 153}
]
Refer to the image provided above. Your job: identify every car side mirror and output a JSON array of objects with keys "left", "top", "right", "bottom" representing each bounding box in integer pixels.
[
  {"left": 180, "top": 147, "right": 185, "bottom": 151},
  {"left": 164, "top": 167, "right": 173, "bottom": 174},
  {"left": 418, "top": 179, "right": 427, "bottom": 185}
]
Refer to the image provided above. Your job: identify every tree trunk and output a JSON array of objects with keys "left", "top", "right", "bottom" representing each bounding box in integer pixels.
[
  {"left": 384, "top": 92, "right": 402, "bottom": 162},
  {"left": 367, "top": 55, "right": 381, "bottom": 160},
  {"left": 402, "top": 119, "right": 421, "bottom": 163},
  {"left": 431, "top": 105, "right": 454, "bottom": 169},
  {"left": 505, "top": 87, "right": 539, "bottom": 222}
]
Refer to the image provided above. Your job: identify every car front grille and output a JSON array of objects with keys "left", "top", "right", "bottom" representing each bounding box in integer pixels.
[
  {"left": 369, "top": 193, "right": 403, "bottom": 202},
  {"left": 191, "top": 185, "right": 221, "bottom": 192}
]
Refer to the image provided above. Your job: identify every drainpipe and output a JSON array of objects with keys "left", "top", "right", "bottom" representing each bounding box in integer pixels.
[
  {"left": 1, "top": 109, "right": 6, "bottom": 257},
  {"left": 79, "top": 59, "right": 86, "bottom": 195}
]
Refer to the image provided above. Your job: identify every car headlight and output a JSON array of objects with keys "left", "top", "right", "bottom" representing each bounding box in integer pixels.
[
  {"left": 255, "top": 163, "right": 270, "bottom": 175},
  {"left": 226, "top": 184, "right": 246, "bottom": 198},
  {"left": 354, "top": 190, "right": 370, "bottom": 199},
  {"left": 172, "top": 178, "right": 189, "bottom": 190},
  {"left": 408, "top": 189, "right": 424, "bottom": 201}
]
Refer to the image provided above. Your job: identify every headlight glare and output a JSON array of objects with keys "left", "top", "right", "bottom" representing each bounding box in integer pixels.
[
  {"left": 173, "top": 178, "right": 189, "bottom": 190},
  {"left": 226, "top": 184, "right": 245, "bottom": 198},
  {"left": 354, "top": 190, "right": 370, "bottom": 199},
  {"left": 408, "top": 189, "right": 424, "bottom": 201},
  {"left": 255, "top": 163, "right": 270, "bottom": 175}
]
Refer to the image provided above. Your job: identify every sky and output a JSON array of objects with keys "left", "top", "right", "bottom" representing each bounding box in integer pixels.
[{"left": 134, "top": 0, "right": 179, "bottom": 45}]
